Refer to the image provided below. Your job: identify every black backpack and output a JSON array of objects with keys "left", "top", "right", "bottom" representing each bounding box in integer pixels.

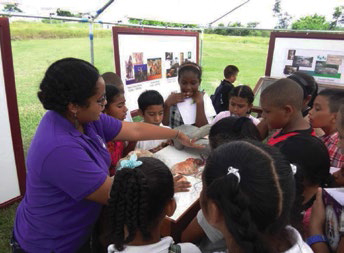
[{"left": 211, "top": 80, "right": 234, "bottom": 114}]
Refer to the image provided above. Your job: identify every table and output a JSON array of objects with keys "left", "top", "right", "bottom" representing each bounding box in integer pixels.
[{"left": 153, "top": 145, "right": 205, "bottom": 242}]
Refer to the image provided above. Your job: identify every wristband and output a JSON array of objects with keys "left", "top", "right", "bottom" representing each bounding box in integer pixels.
[{"left": 306, "top": 234, "right": 327, "bottom": 246}]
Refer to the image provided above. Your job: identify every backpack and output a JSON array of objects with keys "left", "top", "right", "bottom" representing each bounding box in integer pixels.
[{"left": 211, "top": 80, "right": 234, "bottom": 114}]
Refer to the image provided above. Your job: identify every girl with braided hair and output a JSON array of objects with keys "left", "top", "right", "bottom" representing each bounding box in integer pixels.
[
  {"left": 200, "top": 140, "right": 312, "bottom": 253},
  {"left": 107, "top": 156, "right": 201, "bottom": 253}
]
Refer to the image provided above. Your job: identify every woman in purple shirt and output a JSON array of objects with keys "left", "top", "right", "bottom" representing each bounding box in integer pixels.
[{"left": 12, "top": 58, "right": 198, "bottom": 253}]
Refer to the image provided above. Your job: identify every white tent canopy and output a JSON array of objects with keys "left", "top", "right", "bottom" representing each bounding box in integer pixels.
[{"left": 15, "top": 0, "right": 343, "bottom": 28}]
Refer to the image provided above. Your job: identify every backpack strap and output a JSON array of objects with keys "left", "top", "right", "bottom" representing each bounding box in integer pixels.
[{"left": 168, "top": 243, "right": 181, "bottom": 253}]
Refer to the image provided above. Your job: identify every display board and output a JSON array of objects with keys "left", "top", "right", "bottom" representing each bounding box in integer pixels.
[
  {"left": 265, "top": 32, "right": 344, "bottom": 88},
  {"left": 0, "top": 18, "right": 26, "bottom": 208},
  {"left": 112, "top": 27, "right": 199, "bottom": 114}
]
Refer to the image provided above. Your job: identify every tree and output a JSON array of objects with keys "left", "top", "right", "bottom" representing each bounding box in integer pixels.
[
  {"left": 292, "top": 14, "right": 330, "bottom": 30},
  {"left": 247, "top": 22, "right": 259, "bottom": 28},
  {"left": 56, "top": 8, "right": 75, "bottom": 17},
  {"left": 272, "top": 0, "right": 292, "bottom": 29},
  {"left": 330, "top": 5, "right": 344, "bottom": 29},
  {"left": 2, "top": 3, "right": 22, "bottom": 12}
]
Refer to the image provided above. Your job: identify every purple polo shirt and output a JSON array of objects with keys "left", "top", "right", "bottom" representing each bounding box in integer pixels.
[{"left": 14, "top": 111, "right": 122, "bottom": 253}]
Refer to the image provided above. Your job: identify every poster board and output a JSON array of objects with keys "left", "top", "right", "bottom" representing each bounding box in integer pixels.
[
  {"left": 112, "top": 27, "right": 199, "bottom": 115},
  {"left": 0, "top": 18, "right": 26, "bottom": 208},
  {"left": 265, "top": 32, "right": 344, "bottom": 88}
]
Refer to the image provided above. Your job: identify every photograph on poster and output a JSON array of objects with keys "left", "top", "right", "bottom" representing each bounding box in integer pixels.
[
  {"left": 287, "top": 50, "right": 295, "bottom": 60},
  {"left": 133, "top": 52, "right": 143, "bottom": 65},
  {"left": 292, "top": 56, "right": 314, "bottom": 68},
  {"left": 147, "top": 58, "right": 162, "bottom": 80},
  {"left": 165, "top": 52, "right": 173, "bottom": 60},
  {"left": 315, "top": 61, "right": 340, "bottom": 78},
  {"left": 125, "top": 55, "right": 134, "bottom": 82},
  {"left": 179, "top": 52, "right": 184, "bottom": 65},
  {"left": 166, "top": 68, "right": 178, "bottom": 78},
  {"left": 283, "top": 65, "right": 298, "bottom": 75},
  {"left": 188, "top": 51, "right": 192, "bottom": 59},
  {"left": 134, "top": 64, "right": 148, "bottom": 83}
]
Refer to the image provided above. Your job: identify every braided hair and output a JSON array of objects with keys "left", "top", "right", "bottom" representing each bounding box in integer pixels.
[
  {"left": 108, "top": 157, "right": 174, "bottom": 251},
  {"left": 202, "top": 140, "right": 295, "bottom": 253}
]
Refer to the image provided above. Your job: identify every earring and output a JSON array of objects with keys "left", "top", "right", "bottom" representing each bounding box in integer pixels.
[{"left": 73, "top": 112, "right": 79, "bottom": 129}]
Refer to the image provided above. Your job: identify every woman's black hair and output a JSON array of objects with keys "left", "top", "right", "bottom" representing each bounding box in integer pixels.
[
  {"left": 178, "top": 62, "right": 202, "bottom": 81},
  {"left": 278, "top": 134, "right": 330, "bottom": 233},
  {"left": 37, "top": 58, "right": 100, "bottom": 114},
  {"left": 209, "top": 116, "right": 261, "bottom": 149},
  {"left": 229, "top": 85, "right": 254, "bottom": 104},
  {"left": 104, "top": 84, "right": 121, "bottom": 110},
  {"left": 287, "top": 71, "right": 318, "bottom": 111},
  {"left": 108, "top": 157, "right": 174, "bottom": 251},
  {"left": 202, "top": 140, "right": 295, "bottom": 253}
]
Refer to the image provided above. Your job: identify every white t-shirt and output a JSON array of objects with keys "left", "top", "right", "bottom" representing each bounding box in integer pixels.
[
  {"left": 212, "top": 111, "right": 260, "bottom": 126},
  {"left": 135, "top": 124, "right": 170, "bottom": 151},
  {"left": 107, "top": 236, "right": 201, "bottom": 253},
  {"left": 197, "top": 209, "right": 312, "bottom": 253}
]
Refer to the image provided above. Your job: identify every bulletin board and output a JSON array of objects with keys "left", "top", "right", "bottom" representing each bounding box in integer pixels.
[
  {"left": 112, "top": 27, "right": 199, "bottom": 114},
  {"left": 0, "top": 18, "right": 26, "bottom": 208},
  {"left": 265, "top": 32, "right": 344, "bottom": 88}
]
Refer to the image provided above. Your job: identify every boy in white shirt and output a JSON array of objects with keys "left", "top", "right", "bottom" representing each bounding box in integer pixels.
[{"left": 136, "top": 90, "right": 170, "bottom": 152}]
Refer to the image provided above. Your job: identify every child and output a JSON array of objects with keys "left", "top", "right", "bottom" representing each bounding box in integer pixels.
[
  {"left": 278, "top": 134, "right": 331, "bottom": 235},
  {"left": 102, "top": 71, "right": 132, "bottom": 122},
  {"left": 260, "top": 78, "right": 315, "bottom": 147},
  {"left": 308, "top": 89, "right": 344, "bottom": 168},
  {"left": 181, "top": 117, "right": 261, "bottom": 253},
  {"left": 211, "top": 65, "right": 239, "bottom": 114},
  {"left": 308, "top": 104, "right": 344, "bottom": 253},
  {"left": 212, "top": 85, "right": 260, "bottom": 126},
  {"left": 107, "top": 156, "right": 201, "bottom": 253},
  {"left": 162, "top": 62, "right": 215, "bottom": 128},
  {"left": 200, "top": 140, "right": 312, "bottom": 252},
  {"left": 257, "top": 72, "right": 319, "bottom": 139},
  {"left": 136, "top": 90, "right": 170, "bottom": 151},
  {"left": 103, "top": 84, "right": 130, "bottom": 176}
]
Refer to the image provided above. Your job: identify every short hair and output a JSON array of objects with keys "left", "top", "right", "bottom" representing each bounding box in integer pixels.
[
  {"left": 178, "top": 62, "right": 202, "bottom": 81},
  {"left": 261, "top": 78, "right": 303, "bottom": 110},
  {"left": 102, "top": 72, "right": 124, "bottom": 89},
  {"left": 224, "top": 65, "right": 239, "bottom": 79},
  {"left": 230, "top": 85, "right": 254, "bottom": 104},
  {"left": 105, "top": 84, "right": 121, "bottom": 110},
  {"left": 318, "top": 89, "right": 344, "bottom": 113},
  {"left": 138, "top": 90, "right": 164, "bottom": 113},
  {"left": 209, "top": 116, "right": 261, "bottom": 149},
  {"left": 38, "top": 58, "right": 99, "bottom": 114}
]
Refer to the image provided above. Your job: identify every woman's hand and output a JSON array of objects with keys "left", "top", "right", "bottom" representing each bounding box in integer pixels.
[
  {"left": 165, "top": 92, "right": 185, "bottom": 107},
  {"left": 176, "top": 131, "right": 205, "bottom": 149},
  {"left": 174, "top": 174, "right": 191, "bottom": 192}
]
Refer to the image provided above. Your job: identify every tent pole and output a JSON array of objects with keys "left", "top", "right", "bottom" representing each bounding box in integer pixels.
[{"left": 89, "top": 21, "right": 94, "bottom": 64}]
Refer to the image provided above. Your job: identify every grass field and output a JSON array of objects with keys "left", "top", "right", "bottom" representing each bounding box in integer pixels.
[{"left": 0, "top": 31, "right": 269, "bottom": 252}]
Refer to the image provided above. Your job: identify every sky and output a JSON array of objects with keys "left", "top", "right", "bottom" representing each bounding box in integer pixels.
[{"left": 5, "top": 0, "right": 344, "bottom": 28}]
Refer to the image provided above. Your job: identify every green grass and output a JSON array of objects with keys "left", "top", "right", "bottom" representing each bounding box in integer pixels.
[{"left": 0, "top": 31, "right": 269, "bottom": 252}]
